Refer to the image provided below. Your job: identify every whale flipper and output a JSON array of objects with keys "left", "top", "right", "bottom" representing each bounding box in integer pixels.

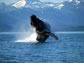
[{"left": 45, "top": 33, "right": 58, "bottom": 40}]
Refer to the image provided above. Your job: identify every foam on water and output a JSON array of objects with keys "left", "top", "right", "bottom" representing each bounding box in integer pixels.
[{"left": 16, "top": 32, "right": 38, "bottom": 43}]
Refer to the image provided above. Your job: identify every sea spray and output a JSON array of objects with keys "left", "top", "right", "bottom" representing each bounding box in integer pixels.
[{"left": 16, "top": 29, "right": 38, "bottom": 42}]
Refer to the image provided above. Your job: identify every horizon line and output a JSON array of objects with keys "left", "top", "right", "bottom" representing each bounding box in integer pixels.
[{"left": 0, "top": 31, "right": 84, "bottom": 34}]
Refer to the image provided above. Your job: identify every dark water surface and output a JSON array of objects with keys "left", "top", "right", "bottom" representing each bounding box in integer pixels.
[{"left": 0, "top": 33, "right": 84, "bottom": 63}]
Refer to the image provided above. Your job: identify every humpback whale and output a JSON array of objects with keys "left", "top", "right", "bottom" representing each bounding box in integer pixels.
[{"left": 30, "top": 15, "right": 58, "bottom": 42}]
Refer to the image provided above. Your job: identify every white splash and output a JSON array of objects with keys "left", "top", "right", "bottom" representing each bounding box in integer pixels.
[{"left": 16, "top": 32, "right": 38, "bottom": 43}]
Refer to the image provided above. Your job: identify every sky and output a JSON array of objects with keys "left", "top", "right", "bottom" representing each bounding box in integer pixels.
[
  {"left": 0, "top": 0, "right": 67, "bottom": 5},
  {"left": 40, "top": 0, "right": 66, "bottom": 3},
  {"left": 0, "top": 0, "right": 20, "bottom": 5}
]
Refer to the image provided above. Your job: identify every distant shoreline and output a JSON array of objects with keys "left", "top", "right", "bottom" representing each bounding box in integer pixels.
[{"left": 0, "top": 31, "right": 84, "bottom": 34}]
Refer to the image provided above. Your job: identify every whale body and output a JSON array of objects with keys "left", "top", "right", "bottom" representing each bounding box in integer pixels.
[{"left": 30, "top": 15, "right": 51, "bottom": 42}]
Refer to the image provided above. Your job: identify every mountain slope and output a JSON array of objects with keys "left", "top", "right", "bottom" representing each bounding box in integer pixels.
[{"left": 0, "top": 0, "right": 84, "bottom": 32}]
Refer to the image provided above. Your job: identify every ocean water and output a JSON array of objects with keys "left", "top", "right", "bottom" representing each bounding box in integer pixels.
[{"left": 0, "top": 32, "right": 84, "bottom": 63}]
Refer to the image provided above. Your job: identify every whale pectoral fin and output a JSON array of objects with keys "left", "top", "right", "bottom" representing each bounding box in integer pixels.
[{"left": 45, "top": 33, "right": 58, "bottom": 40}]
